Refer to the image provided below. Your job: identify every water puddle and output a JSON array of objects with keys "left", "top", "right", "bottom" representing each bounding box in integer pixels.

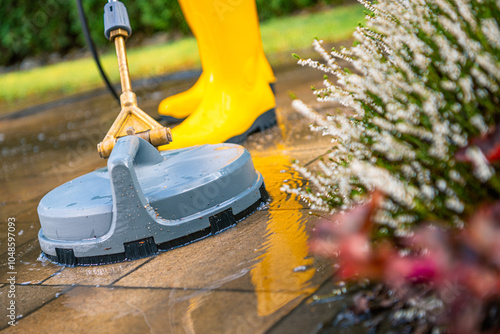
[{"left": 250, "top": 153, "right": 316, "bottom": 316}]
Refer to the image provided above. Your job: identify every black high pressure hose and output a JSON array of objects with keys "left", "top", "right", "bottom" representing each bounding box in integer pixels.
[{"left": 76, "top": 0, "right": 120, "bottom": 104}]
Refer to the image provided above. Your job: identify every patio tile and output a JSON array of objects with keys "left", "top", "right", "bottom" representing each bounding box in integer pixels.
[
  {"left": 3, "top": 284, "right": 316, "bottom": 334},
  {"left": 0, "top": 284, "right": 72, "bottom": 330}
]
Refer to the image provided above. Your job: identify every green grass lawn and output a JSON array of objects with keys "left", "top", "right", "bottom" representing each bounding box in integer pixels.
[{"left": 0, "top": 4, "right": 364, "bottom": 111}]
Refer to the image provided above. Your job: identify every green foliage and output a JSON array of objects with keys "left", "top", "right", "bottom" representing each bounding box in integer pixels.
[
  {"left": 0, "top": 0, "right": 344, "bottom": 67},
  {"left": 256, "top": 0, "right": 343, "bottom": 20},
  {"left": 0, "top": 0, "right": 77, "bottom": 65}
]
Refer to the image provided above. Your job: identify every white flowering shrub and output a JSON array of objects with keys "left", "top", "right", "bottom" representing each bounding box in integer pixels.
[{"left": 284, "top": 0, "right": 500, "bottom": 235}]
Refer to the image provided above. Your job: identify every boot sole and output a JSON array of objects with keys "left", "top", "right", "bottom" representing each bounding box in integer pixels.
[{"left": 225, "top": 108, "right": 277, "bottom": 144}]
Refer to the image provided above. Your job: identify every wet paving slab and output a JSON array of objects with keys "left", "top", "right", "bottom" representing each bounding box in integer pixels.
[{"left": 0, "top": 63, "right": 346, "bottom": 333}]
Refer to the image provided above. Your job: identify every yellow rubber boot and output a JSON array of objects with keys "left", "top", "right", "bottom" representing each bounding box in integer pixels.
[
  {"left": 158, "top": 55, "right": 275, "bottom": 122},
  {"left": 157, "top": 72, "right": 207, "bottom": 121},
  {"left": 158, "top": 0, "right": 276, "bottom": 122},
  {"left": 160, "top": 0, "right": 276, "bottom": 150}
]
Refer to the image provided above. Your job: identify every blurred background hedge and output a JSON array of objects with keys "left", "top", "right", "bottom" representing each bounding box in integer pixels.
[{"left": 0, "top": 0, "right": 343, "bottom": 67}]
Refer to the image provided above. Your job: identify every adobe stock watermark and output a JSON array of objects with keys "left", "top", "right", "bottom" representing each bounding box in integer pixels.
[
  {"left": 213, "top": 0, "right": 244, "bottom": 20},
  {"left": 175, "top": 164, "right": 249, "bottom": 217},
  {"left": 6, "top": 217, "right": 17, "bottom": 327},
  {"left": 7, "top": 0, "right": 66, "bottom": 57},
  {"left": 439, "top": 277, "right": 467, "bottom": 304}
]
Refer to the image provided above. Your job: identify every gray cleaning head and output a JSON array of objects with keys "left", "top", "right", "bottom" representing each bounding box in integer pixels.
[{"left": 38, "top": 137, "right": 268, "bottom": 266}]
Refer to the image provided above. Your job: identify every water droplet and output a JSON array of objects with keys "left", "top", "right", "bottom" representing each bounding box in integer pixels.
[{"left": 293, "top": 265, "right": 307, "bottom": 272}]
